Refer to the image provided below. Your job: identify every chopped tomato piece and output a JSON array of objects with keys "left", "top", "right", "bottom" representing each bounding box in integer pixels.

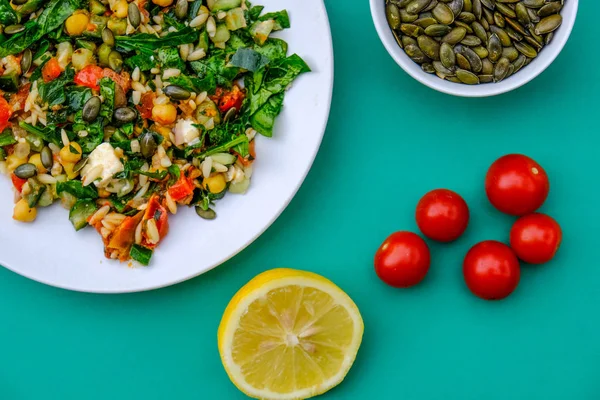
[
  {"left": 212, "top": 85, "right": 245, "bottom": 113},
  {"left": 141, "top": 195, "right": 169, "bottom": 249},
  {"left": 106, "top": 211, "right": 145, "bottom": 261},
  {"left": 42, "top": 58, "right": 62, "bottom": 82},
  {"left": 136, "top": 92, "right": 155, "bottom": 119},
  {"left": 102, "top": 68, "right": 131, "bottom": 92},
  {"left": 74, "top": 65, "right": 104, "bottom": 90},
  {"left": 168, "top": 173, "right": 195, "bottom": 203},
  {"left": 11, "top": 174, "right": 27, "bottom": 193},
  {"left": 0, "top": 96, "right": 12, "bottom": 132}
]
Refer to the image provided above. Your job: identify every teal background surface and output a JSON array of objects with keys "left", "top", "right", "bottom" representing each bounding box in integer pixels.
[{"left": 1, "top": 1, "right": 598, "bottom": 399}]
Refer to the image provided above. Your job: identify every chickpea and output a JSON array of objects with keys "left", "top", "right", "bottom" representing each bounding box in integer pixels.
[
  {"left": 152, "top": 103, "right": 178, "bottom": 125},
  {"left": 13, "top": 199, "right": 37, "bottom": 223},
  {"left": 62, "top": 162, "right": 79, "bottom": 180},
  {"left": 112, "top": 0, "right": 129, "bottom": 18},
  {"left": 28, "top": 153, "right": 47, "bottom": 174},
  {"left": 65, "top": 13, "right": 90, "bottom": 36},
  {"left": 59, "top": 143, "right": 82, "bottom": 164},
  {"left": 203, "top": 173, "right": 227, "bottom": 194},
  {"left": 152, "top": 0, "right": 174, "bottom": 7}
]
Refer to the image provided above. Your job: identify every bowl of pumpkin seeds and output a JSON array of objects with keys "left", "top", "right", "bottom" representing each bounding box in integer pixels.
[{"left": 370, "top": 0, "right": 578, "bottom": 96}]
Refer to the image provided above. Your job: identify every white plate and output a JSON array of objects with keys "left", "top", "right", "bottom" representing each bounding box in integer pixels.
[{"left": 0, "top": 0, "right": 333, "bottom": 293}]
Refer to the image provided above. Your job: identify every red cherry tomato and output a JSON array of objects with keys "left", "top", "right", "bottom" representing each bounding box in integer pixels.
[
  {"left": 374, "top": 231, "right": 431, "bottom": 288},
  {"left": 136, "top": 92, "right": 156, "bottom": 119},
  {"left": 11, "top": 174, "right": 27, "bottom": 193},
  {"left": 485, "top": 154, "right": 549, "bottom": 216},
  {"left": 74, "top": 65, "right": 104, "bottom": 90},
  {"left": 463, "top": 240, "right": 520, "bottom": 300},
  {"left": 416, "top": 189, "right": 469, "bottom": 242},
  {"left": 168, "top": 173, "right": 195, "bottom": 203},
  {"left": 510, "top": 213, "right": 562, "bottom": 264}
]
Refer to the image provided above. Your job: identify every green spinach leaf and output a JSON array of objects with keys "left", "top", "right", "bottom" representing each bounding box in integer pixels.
[
  {"left": 229, "top": 48, "right": 269, "bottom": 72},
  {"left": 56, "top": 180, "right": 99, "bottom": 200},
  {"left": 249, "top": 92, "right": 283, "bottom": 137},
  {"left": 0, "top": 0, "right": 18, "bottom": 26}
]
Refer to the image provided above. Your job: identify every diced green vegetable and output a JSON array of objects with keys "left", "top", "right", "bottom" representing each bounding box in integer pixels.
[
  {"left": 225, "top": 8, "right": 247, "bottom": 31},
  {"left": 0, "top": 71, "right": 18, "bottom": 92},
  {"left": 211, "top": 152, "right": 237, "bottom": 165},
  {"left": 69, "top": 199, "right": 98, "bottom": 231},
  {"left": 24, "top": 177, "right": 46, "bottom": 208},
  {"left": 130, "top": 244, "right": 153, "bottom": 266},
  {"left": 250, "top": 20, "right": 274, "bottom": 45},
  {"left": 209, "top": 0, "right": 242, "bottom": 12},
  {"left": 0, "top": 130, "right": 17, "bottom": 147},
  {"left": 259, "top": 10, "right": 290, "bottom": 30},
  {"left": 89, "top": 0, "right": 106, "bottom": 15}
]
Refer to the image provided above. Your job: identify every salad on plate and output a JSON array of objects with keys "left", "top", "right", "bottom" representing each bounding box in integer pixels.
[{"left": 0, "top": 0, "right": 309, "bottom": 265}]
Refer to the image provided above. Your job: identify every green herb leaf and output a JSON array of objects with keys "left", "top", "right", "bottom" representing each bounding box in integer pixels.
[
  {"left": 56, "top": 180, "right": 99, "bottom": 200},
  {"left": 38, "top": 67, "right": 75, "bottom": 107},
  {"left": 18, "top": 121, "right": 61, "bottom": 146},
  {"left": 229, "top": 47, "right": 270, "bottom": 72},
  {"left": 196, "top": 134, "right": 248, "bottom": 159},
  {"left": 99, "top": 77, "right": 115, "bottom": 120},
  {"left": 115, "top": 27, "right": 199, "bottom": 53},
  {"left": 0, "top": 0, "right": 18, "bottom": 26}
]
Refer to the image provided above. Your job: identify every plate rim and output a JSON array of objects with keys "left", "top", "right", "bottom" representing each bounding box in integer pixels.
[{"left": 0, "top": 0, "right": 334, "bottom": 294}]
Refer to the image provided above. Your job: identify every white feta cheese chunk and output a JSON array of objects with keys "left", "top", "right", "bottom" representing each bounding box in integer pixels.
[
  {"left": 81, "top": 143, "right": 124, "bottom": 188},
  {"left": 174, "top": 118, "right": 200, "bottom": 146}
]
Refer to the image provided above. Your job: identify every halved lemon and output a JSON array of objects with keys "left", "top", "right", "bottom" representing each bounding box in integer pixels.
[{"left": 218, "top": 268, "right": 364, "bottom": 400}]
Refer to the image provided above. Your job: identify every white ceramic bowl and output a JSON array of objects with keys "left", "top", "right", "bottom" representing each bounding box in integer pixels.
[{"left": 370, "top": 0, "right": 578, "bottom": 97}]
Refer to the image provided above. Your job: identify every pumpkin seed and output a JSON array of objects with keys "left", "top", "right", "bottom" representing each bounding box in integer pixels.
[
  {"left": 164, "top": 85, "right": 192, "bottom": 101},
  {"left": 456, "top": 53, "right": 471, "bottom": 70},
  {"left": 405, "top": 44, "right": 429, "bottom": 63},
  {"left": 442, "top": 27, "right": 467, "bottom": 44},
  {"left": 393, "top": 31, "right": 404, "bottom": 48},
  {"left": 490, "top": 25, "right": 512, "bottom": 46},
  {"left": 487, "top": 33, "right": 503, "bottom": 62},
  {"left": 472, "top": 21, "right": 487, "bottom": 42},
  {"left": 446, "top": 76, "right": 462, "bottom": 83},
  {"left": 534, "top": 14, "right": 562, "bottom": 35},
  {"left": 14, "top": 163, "right": 37, "bottom": 179},
  {"left": 502, "top": 46, "right": 519, "bottom": 61},
  {"left": 20, "top": 48, "right": 32, "bottom": 75},
  {"left": 223, "top": 107, "right": 237, "bottom": 122},
  {"left": 506, "top": 64, "right": 515, "bottom": 78},
  {"left": 506, "top": 18, "right": 528, "bottom": 35},
  {"left": 4, "top": 24, "right": 25, "bottom": 35},
  {"left": 432, "top": 3, "right": 455, "bottom": 24},
  {"left": 418, "top": 35, "right": 441, "bottom": 60},
  {"left": 175, "top": 0, "right": 189, "bottom": 20},
  {"left": 528, "top": 27, "right": 545, "bottom": 44},
  {"left": 496, "top": 0, "right": 520, "bottom": 3},
  {"left": 108, "top": 51, "right": 123, "bottom": 72},
  {"left": 423, "top": 0, "right": 439, "bottom": 12},
  {"left": 425, "top": 24, "right": 452, "bottom": 36},
  {"left": 387, "top": 3, "right": 402, "bottom": 29},
  {"left": 482, "top": 7, "right": 494, "bottom": 24},
  {"left": 402, "top": 36, "right": 418, "bottom": 47},
  {"left": 523, "top": 0, "right": 545, "bottom": 8},
  {"left": 524, "top": 35, "right": 543, "bottom": 50},
  {"left": 480, "top": 0, "right": 494, "bottom": 9},
  {"left": 454, "top": 21, "right": 473, "bottom": 33},
  {"left": 73, "top": 158, "right": 89, "bottom": 174},
  {"left": 140, "top": 131, "right": 157, "bottom": 159},
  {"left": 41, "top": 147, "right": 53, "bottom": 169},
  {"left": 460, "top": 46, "right": 483, "bottom": 72},
  {"left": 480, "top": 17, "right": 490, "bottom": 30},
  {"left": 196, "top": 206, "right": 216, "bottom": 220},
  {"left": 545, "top": 32, "right": 554, "bottom": 45},
  {"left": 472, "top": 0, "right": 482, "bottom": 19},
  {"left": 422, "top": 63, "right": 436, "bottom": 73},
  {"left": 114, "top": 107, "right": 137, "bottom": 124},
  {"left": 473, "top": 46, "right": 489, "bottom": 58},
  {"left": 496, "top": 3, "right": 517, "bottom": 18},
  {"left": 401, "top": 9, "right": 420, "bottom": 23},
  {"left": 493, "top": 11, "right": 506, "bottom": 27},
  {"left": 527, "top": 7, "right": 540, "bottom": 23},
  {"left": 407, "top": 0, "right": 434, "bottom": 14},
  {"left": 128, "top": 3, "right": 141, "bottom": 28},
  {"left": 515, "top": 3, "right": 531, "bottom": 27},
  {"left": 514, "top": 40, "right": 538, "bottom": 58},
  {"left": 440, "top": 42, "right": 456, "bottom": 68},
  {"left": 458, "top": 11, "right": 476, "bottom": 23},
  {"left": 456, "top": 69, "right": 480, "bottom": 84},
  {"left": 481, "top": 57, "right": 493, "bottom": 74},
  {"left": 433, "top": 61, "right": 456, "bottom": 76},
  {"left": 461, "top": 34, "right": 481, "bottom": 46},
  {"left": 415, "top": 16, "right": 438, "bottom": 27},
  {"left": 493, "top": 57, "right": 511, "bottom": 82},
  {"left": 478, "top": 74, "right": 494, "bottom": 83},
  {"left": 463, "top": 0, "right": 473, "bottom": 12},
  {"left": 448, "top": 0, "right": 464, "bottom": 16},
  {"left": 400, "top": 23, "right": 424, "bottom": 37},
  {"left": 394, "top": 0, "right": 413, "bottom": 7},
  {"left": 504, "top": 26, "right": 524, "bottom": 41},
  {"left": 82, "top": 96, "right": 101, "bottom": 122},
  {"left": 512, "top": 54, "right": 527, "bottom": 73}
]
